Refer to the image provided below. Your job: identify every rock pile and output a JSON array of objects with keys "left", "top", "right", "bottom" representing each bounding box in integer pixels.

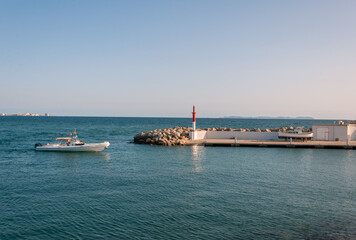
[
  {"left": 133, "top": 126, "right": 312, "bottom": 146},
  {"left": 134, "top": 127, "right": 192, "bottom": 146},
  {"left": 198, "top": 126, "right": 312, "bottom": 132}
]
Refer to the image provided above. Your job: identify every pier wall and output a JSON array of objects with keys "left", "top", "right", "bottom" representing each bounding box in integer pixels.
[
  {"left": 190, "top": 124, "right": 356, "bottom": 142},
  {"left": 190, "top": 131, "right": 279, "bottom": 140}
]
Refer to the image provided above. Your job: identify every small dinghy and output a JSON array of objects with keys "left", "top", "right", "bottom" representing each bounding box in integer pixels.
[{"left": 35, "top": 131, "right": 110, "bottom": 152}]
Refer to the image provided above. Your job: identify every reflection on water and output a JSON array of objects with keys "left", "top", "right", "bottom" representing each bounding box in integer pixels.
[
  {"left": 43, "top": 151, "right": 111, "bottom": 162},
  {"left": 300, "top": 149, "right": 314, "bottom": 180},
  {"left": 343, "top": 150, "right": 355, "bottom": 184},
  {"left": 64, "top": 152, "right": 111, "bottom": 162},
  {"left": 190, "top": 145, "right": 205, "bottom": 172}
]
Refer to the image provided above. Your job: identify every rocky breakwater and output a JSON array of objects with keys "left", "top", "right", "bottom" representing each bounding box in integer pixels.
[
  {"left": 134, "top": 127, "right": 192, "bottom": 146},
  {"left": 199, "top": 126, "right": 312, "bottom": 133}
]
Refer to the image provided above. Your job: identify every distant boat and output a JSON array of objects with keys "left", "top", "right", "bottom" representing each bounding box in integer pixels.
[
  {"left": 35, "top": 131, "right": 110, "bottom": 152},
  {"left": 278, "top": 127, "right": 313, "bottom": 140}
]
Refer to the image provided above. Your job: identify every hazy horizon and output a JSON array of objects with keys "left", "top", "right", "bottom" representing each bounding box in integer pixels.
[
  {"left": 2, "top": 0, "right": 356, "bottom": 119},
  {"left": 1, "top": 112, "right": 353, "bottom": 121}
]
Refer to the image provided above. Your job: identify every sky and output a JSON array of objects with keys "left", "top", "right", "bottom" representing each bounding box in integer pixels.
[{"left": 1, "top": 0, "right": 356, "bottom": 119}]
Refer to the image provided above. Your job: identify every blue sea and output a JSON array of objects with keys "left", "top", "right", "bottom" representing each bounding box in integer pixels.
[{"left": 0, "top": 117, "right": 355, "bottom": 239}]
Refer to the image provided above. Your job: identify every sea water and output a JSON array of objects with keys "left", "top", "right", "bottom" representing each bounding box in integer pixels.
[{"left": 0, "top": 117, "right": 355, "bottom": 239}]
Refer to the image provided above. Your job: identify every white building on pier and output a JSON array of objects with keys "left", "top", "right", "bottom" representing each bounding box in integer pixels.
[{"left": 312, "top": 121, "right": 356, "bottom": 141}]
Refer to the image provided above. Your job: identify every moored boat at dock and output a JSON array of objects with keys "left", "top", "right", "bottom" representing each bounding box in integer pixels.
[{"left": 278, "top": 127, "right": 313, "bottom": 140}]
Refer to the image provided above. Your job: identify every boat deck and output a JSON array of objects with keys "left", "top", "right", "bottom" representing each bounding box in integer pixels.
[{"left": 187, "top": 139, "right": 356, "bottom": 149}]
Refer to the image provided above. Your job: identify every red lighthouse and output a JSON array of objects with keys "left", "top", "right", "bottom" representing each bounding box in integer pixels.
[{"left": 192, "top": 105, "right": 196, "bottom": 130}]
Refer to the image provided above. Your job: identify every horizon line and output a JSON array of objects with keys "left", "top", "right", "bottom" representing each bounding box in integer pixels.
[{"left": 0, "top": 115, "right": 351, "bottom": 121}]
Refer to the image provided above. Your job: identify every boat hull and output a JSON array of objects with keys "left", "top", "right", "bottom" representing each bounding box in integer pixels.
[
  {"left": 35, "top": 142, "right": 110, "bottom": 152},
  {"left": 278, "top": 132, "right": 313, "bottom": 138}
]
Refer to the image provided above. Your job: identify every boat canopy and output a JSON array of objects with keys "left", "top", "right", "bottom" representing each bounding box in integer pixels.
[{"left": 56, "top": 137, "right": 71, "bottom": 141}]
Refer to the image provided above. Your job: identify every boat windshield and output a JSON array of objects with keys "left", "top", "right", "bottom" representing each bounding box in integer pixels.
[{"left": 56, "top": 137, "right": 71, "bottom": 141}]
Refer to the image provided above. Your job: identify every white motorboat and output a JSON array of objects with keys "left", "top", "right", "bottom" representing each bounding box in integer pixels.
[
  {"left": 35, "top": 131, "right": 110, "bottom": 152},
  {"left": 278, "top": 127, "right": 313, "bottom": 140}
]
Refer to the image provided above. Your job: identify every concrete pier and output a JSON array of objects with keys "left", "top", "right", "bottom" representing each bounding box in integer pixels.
[{"left": 187, "top": 139, "right": 356, "bottom": 149}]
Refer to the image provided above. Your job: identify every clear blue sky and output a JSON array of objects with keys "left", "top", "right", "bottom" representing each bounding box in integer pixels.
[{"left": 1, "top": 0, "right": 356, "bottom": 118}]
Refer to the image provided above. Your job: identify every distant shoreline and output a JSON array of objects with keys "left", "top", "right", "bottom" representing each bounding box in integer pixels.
[
  {"left": 1, "top": 113, "right": 52, "bottom": 117},
  {"left": 224, "top": 116, "right": 314, "bottom": 120}
]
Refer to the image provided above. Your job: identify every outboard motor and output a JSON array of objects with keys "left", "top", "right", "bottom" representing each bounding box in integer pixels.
[{"left": 34, "top": 143, "right": 42, "bottom": 148}]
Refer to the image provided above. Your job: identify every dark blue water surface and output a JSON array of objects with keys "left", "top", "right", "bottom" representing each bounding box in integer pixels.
[{"left": 0, "top": 117, "right": 355, "bottom": 239}]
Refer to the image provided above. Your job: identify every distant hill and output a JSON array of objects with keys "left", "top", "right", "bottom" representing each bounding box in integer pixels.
[{"left": 224, "top": 116, "right": 314, "bottom": 120}]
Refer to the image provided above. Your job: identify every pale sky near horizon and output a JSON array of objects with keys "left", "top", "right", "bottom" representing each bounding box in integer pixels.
[{"left": 1, "top": 0, "right": 356, "bottom": 119}]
